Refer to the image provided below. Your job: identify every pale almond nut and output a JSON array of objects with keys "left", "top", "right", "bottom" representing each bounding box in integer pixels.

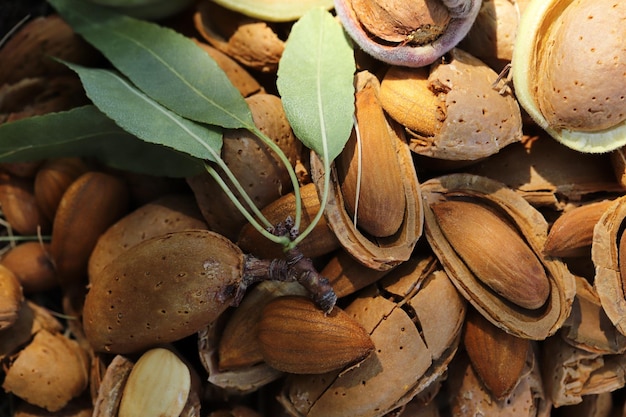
[
  {"left": 118, "top": 348, "right": 191, "bottom": 417},
  {"left": 0, "top": 264, "right": 24, "bottom": 330},
  {"left": 544, "top": 199, "right": 615, "bottom": 257},
  {"left": 1, "top": 241, "right": 56, "bottom": 293},
  {"left": 463, "top": 307, "right": 530, "bottom": 400},
  {"left": 258, "top": 295, "right": 374, "bottom": 374},
  {"left": 2, "top": 329, "right": 89, "bottom": 412},
  {"left": 33, "top": 157, "right": 89, "bottom": 223},
  {"left": 431, "top": 198, "right": 550, "bottom": 310},
  {"left": 335, "top": 81, "right": 406, "bottom": 237}
]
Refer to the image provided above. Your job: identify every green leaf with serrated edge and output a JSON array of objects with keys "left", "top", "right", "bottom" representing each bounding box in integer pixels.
[
  {"left": 0, "top": 106, "right": 203, "bottom": 177},
  {"left": 48, "top": 0, "right": 255, "bottom": 130},
  {"left": 66, "top": 62, "right": 223, "bottom": 162},
  {"left": 276, "top": 7, "right": 355, "bottom": 162}
]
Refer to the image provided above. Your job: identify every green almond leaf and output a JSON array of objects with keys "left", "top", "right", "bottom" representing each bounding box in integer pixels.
[
  {"left": 48, "top": 0, "right": 255, "bottom": 130},
  {"left": 0, "top": 106, "right": 203, "bottom": 177},
  {"left": 66, "top": 62, "right": 223, "bottom": 163},
  {"left": 277, "top": 7, "right": 355, "bottom": 162}
]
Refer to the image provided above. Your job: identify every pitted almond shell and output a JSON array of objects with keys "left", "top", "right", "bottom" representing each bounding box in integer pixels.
[
  {"left": 281, "top": 255, "right": 465, "bottom": 417},
  {"left": 2, "top": 329, "right": 90, "bottom": 412},
  {"left": 422, "top": 173, "right": 576, "bottom": 340},
  {"left": 447, "top": 347, "right": 549, "bottom": 416},
  {"left": 188, "top": 93, "right": 300, "bottom": 242},
  {"left": 193, "top": 40, "right": 263, "bottom": 97},
  {"left": 194, "top": 1, "right": 284, "bottom": 72},
  {"left": 88, "top": 193, "right": 207, "bottom": 281},
  {"left": 83, "top": 230, "right": 244, "bottom": 354},
  {"left": 381, "top": 48, "right": 523, "bottom": 161},
  {"left": 311, "top": 71, "right": 423, "bottom": 271}
]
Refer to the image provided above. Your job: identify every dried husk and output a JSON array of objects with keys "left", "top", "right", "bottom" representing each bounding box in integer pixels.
[
  {"left": 465, "top": 134, "right": 625, "bottom": 210},
  {"left": 310, "top": 71, "right": 423, "bottom": 271},
  {"left": 561, "top": 276, "right": 626, "bottom": 355},
  {"left": 280, "top": 255, "right": 465, "bottom": 417},
  {"left": 422, "top": 173, "right": 576, "bottom": 339},
  {"left": 540, "top": 333, "right": 626, "bottom": 407},
  {"left": 194, "top": 1, "right": 284, "bottom": 73},
  {"left": 592, "top": 196, "right": 626, "bottom": 336},
  {"left": 447, "top": 347, "right": 550, "bottom": 417}
]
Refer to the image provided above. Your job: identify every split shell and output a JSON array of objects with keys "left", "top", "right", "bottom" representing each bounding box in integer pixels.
[
  {"left": 310, "top": 72, "right": 423, "bottom": 271},
  {"left": 422, "top": 173, "right": 576, "bottom": 339},
  {"left": 592, "top": 196, "right": 626, "bottom": 336},
  {"left": 512, "top": 0, "right": 626, "bottom": 153},
  {"left": 280, "top": 255, "right": 465, "bottom": 417}
]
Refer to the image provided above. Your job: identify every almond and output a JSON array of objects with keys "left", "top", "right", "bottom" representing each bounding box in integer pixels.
[
  {"left": 118, "top": 348, "right": 191, "bottom": 417},
  {"left": 335, "top": 81, "right": 406, "bottom": 237},
  {"left": 463, "top": 307, "right": 530, "bottom": 400},
  {"left": 544, "top": 199, "right": 614, "bottom": 257},
  {"left": 431, "top": 198, "right": 550, "bottom": 310},
  {"left": 257, "top": 295, "right": 374, "bottom": 374}
]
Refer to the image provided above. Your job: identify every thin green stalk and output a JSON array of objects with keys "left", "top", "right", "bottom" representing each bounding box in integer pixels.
[
  {"left": 249, "top": 125, "right": 303, "bottom": 233},
  {"left": 204, "top": 163, "right": 291, "bottom": 247}
]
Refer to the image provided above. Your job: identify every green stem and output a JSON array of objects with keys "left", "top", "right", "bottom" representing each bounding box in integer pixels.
[
  {"left": 204, "top": 164, "right": 290, "bottom": 246},
  {"left": 249, "top": 125, "right": 303, "bottom": 233}
]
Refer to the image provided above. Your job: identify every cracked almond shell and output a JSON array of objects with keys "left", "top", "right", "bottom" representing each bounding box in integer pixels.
[
  {"left": 512, "top": 0, "right": 626, "bottom": 153},
  {"left": 280, "top": 255, "right": 465, "bottom": 417},
  {"left": 422, "top": 173, "right": 576, "bottom": 339},
  {"left": 310, "top": 72, "right": 423, "bottom": 271}
]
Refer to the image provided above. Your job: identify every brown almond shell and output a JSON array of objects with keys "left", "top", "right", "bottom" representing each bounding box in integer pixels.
[
  {"left": 592, "top": 196, "right": 626, "bottom": 336},
  {"left": 310, "top": 72, "right": 423, "bottom": 271},
  {"left": 422, "top": 173, "right": 576, "bottom": 339}
]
